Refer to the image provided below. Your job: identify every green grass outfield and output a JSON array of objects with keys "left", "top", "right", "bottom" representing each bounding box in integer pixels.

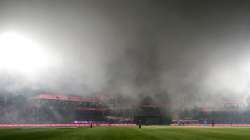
[{"left": 0, "top": 126, "right": 250, "bottom": 140}]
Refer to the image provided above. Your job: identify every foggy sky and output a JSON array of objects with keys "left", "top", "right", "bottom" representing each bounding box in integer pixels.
[{"left": 1, "top": 0, "right": 250, "bottom": 112}]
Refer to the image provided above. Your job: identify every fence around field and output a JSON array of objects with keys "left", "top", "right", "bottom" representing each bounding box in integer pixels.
[
  {"left": 0, "top": 123, "right": 136, "bottom": 127},
  {"left": 171, "top": 123, "right": 250, "bottom": 127}
]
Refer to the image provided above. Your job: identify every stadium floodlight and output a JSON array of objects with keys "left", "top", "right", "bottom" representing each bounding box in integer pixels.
[{"left": 0, "top": 31, "right": 50, "bottom": 76}]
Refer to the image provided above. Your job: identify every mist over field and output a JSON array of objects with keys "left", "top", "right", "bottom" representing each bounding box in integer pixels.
[{"left": 0, "top": 0, "right": 250, "bottom": 114}]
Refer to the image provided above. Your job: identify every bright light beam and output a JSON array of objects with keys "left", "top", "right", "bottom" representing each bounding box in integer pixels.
[{"left": 0, "top": 32, "right": 50, "bottom": 76}]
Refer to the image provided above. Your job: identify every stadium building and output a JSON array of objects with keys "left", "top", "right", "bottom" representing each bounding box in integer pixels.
[
  {"left": 177, "top": 99, "right": 250, "bottom": 125},
  {"left": 0, "top": 93, "right": 109, "bottom": 123},
  {"left": 0, "top": 93, "right": 170, "bottom": 124},
  {"left": 32, "top": 93, "right": 109, "bottom": 123}
]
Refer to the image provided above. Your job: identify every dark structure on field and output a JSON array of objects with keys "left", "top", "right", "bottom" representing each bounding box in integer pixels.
[{"left": 134, "top": 96, "right": 164, "bottom": 125}]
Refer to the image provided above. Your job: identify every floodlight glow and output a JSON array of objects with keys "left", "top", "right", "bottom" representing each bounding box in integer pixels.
[{"left": 0, "top": 32, "right": 49, "bottom": 75}]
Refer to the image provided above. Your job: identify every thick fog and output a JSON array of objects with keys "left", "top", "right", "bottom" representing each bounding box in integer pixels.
[{"left": 0, "top": 0, "right": 250, "bottom": 113}]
